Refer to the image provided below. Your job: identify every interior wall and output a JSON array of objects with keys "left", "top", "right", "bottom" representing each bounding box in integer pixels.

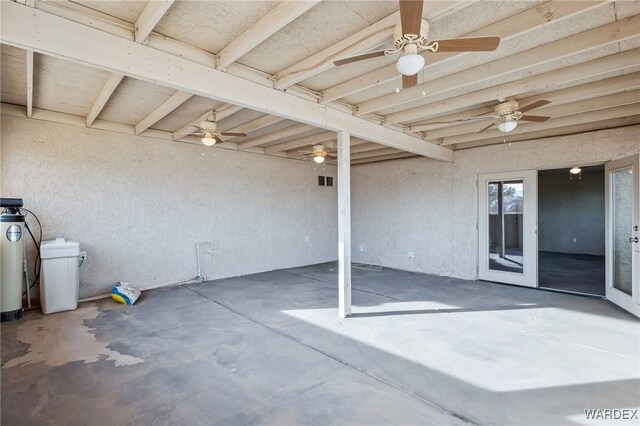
[
  {"left": 1, "top": 115, "right": 337, "bottom": 298},
  {"left": 352, "top": 125, "right": 640, "bottom": 281},
  {"left": 538, "top": 168, "right": 605, "bottom": 256}
]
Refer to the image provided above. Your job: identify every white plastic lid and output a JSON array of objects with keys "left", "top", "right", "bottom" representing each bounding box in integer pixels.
[{"left": 40, "top": 237, "right": 80, "bottom": 259}]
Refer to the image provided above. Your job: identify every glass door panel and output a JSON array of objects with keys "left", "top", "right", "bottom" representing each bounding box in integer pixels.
[
  {"left": 488, "top": 181, "right": 524, "bottom": 274},
  {"left": 606, "top": 154, "right": 639, "bottom": 317},
  {"left": 612, "top": 168, "right": 633, "bottom": 296},
  {"left": 479, "top": 171, "right": 537, "bottom": 288}
]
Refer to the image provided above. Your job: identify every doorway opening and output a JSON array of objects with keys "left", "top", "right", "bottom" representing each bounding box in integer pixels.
[{"left": 537, "top": 165, "right": 605, "bottom": 296}]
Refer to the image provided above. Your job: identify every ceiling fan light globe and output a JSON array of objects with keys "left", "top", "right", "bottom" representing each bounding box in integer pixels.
[
  {"left": 313, "top": 156, "right": 325, "bottom": 164},
  {"left": 570, "top": 167, "right": 582, "bottom": 175},
  {"left": 396, "top": 53, "right": 424, "bottom": 76},
  {"left": 201, "top": 136, "right": 217, "bottom": 146},
  {"left": 497, "top": 118, "right": 517, "bottom": 133}
]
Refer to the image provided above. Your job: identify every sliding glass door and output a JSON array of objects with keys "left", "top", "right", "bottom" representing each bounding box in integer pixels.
[{"left": 478, "top": 171, "right": 538, "bottom": 287}]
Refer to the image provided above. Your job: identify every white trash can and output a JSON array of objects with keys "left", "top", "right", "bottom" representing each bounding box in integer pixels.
[{"left": 40, "top": 238, "right": 80, "bottom": 314}]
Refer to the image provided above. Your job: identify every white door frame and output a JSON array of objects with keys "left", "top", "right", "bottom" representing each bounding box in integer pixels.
[
  {"left": 478, "top": 170, "right": 538, "bottom": 288},
  {"left": 605, "top": 154, "right": 640, "bottom": 317}
]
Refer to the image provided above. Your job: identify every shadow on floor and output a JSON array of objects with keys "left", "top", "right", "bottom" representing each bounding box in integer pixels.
[{"left": 348, "top": 303, "right": 540, "bottom": 318}]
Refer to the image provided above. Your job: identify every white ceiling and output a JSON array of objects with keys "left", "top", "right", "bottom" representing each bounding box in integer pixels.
[{"left": 1, "top": 0, "right": 639, "bottom": 164}]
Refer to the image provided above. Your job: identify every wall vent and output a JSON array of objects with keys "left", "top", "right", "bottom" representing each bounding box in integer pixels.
[{"left": 318, "top": 176, "right": 334, "bottom": 187}]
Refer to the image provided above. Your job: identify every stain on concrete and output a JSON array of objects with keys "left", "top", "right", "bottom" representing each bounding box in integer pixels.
[{"left": 2, "top": 304, "right": 143, "bottom": 369}]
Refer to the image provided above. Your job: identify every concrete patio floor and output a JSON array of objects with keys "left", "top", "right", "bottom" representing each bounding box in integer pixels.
[{"left": 2, "top": 262, "right": 639, "bottom": 425}]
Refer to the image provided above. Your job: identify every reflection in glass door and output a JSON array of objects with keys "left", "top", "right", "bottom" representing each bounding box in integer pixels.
[
  {"left": 488, "top": 181, "right": 524, "bottom": 274},
  {"left": 479, "top": 171, "right": 537, "bottom": 288},
  {"left": 605, "top": 154, "right": 639, "bottom": 317},
  {"left": 612, "top": 168, "right": 633, "bottom": 296}
]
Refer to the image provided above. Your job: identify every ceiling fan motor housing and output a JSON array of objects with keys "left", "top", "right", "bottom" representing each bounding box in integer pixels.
[
  {"left": 393, "top": 20, "right": 429, "bottom": 49},
  {"left": 200, "top": 121, "right": 217, "bottom": 132},
  {"left": 494, "top": 101, "right": 520, "bottom": 120}
]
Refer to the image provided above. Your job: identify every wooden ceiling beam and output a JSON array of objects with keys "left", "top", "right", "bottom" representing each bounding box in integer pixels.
[
  {"left": 1, "top": 102, "right": 244, "bottom": 151},
  {"left": 357, "top": 13, "right": 639, "bottom": 116},
  {"left": 238, "top": 124, "right": 315, "bottom": 150},
  {"left": 216, "top": 0, "right": 320, "bottom": 71},
  {"left": 350, "top": 142, "right": 386, "bottom": 154},
  {"left": 131, "top": 0, "right": 183, "bottom": 134},
  {"left": 351, "top": 147, "right": 402, "bottom": 160},
  {"left": 85, "top": 1, "right": 174, "bottom": 127},
  {"left": 219, "top": 114, "right": 285, "bottom": 142},
  {"left": 134, "top": 0, "right": 174, "bottom": 43},
  {"left": 273, "top": 11, "right": 399, "bottom": 90},
  {"left": 440, "top": 103, "right": 640, "bottom": 146},
  {"left": 35, "top": 0, "right": 133, "bottom": 39},
  {"left": 0, "top": 2, "right": 453, "bottom": 160},
  {"left": 408, "top": 106, "right": 493, "bottom": 133},
  {"left": 320, "top": 0, "right": 607, "bottom": 104},
  {"left": 134, "top": 90, "right": 192, "bottom": 135},
  {"left": 25, "top": 0, "right": 348, "bottom": 114},
  {"left": 172, "top": 104, "right": 243, "bottom": 140},
  {"left": 26, "top": 49, "right": 33, "bottom": 118},
  {"left": 385, "top": 48, "right": 639, "bottom": 125},
  {"left": 408, "top": 72, "right": 640, "bottom": 133},
  {"left": 264, "top": 131, "right": 336, "bottom": 154},
  {"left": 454, "top": 116, "right": 640, "bottom": 150},
  {"left": 85, "top": 73, "right": 124, "bottom": 127},
  {"left": 516, "top": 72, "right": 640, "bottom": 112},
  {"left": 351, "top": 152, "right": 416, "bottom": 165}
]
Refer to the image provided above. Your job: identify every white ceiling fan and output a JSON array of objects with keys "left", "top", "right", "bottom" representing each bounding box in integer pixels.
[
  {"left": 302, "top": 144, "right": 336, "bottom": 164},
  {"left": 333, "top": 0, "right": 501, "bottom": 89},
  {"left": 188, "top": 120, "right": 247, "bottom": 146},
  {"left": 434, "top": 99, "right": 552, "bottom": 134},
  {"left": 409, "top": 99, "right": 552, "bottom": 136}
]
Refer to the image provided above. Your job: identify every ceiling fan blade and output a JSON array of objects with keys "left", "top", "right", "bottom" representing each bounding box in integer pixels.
[
  {"left": 431, "top": 36, "right": 500, "bottom": 52},
  {"left": 399, "top": 0, "right": 423, "bottom": 36},
  {"left": 334, "top": 50, "right": 389, "bottom": 66},
  {"left": 476, "top": 121, "right": 497, "bottom": 134},
  {"left": 189, "top": 132, "right": 205, "bottom": 136},
  {"left": 518, "top": 99, "right": 551, "bottom": 113},
  {"left": 520, "top": 115, "right": 550, "bottom": 123},
  {"left": 402, "top": 74, "right": 418, "bottom": 89},
  {"left": 214, "top": 136, "right": 224, "bottom": 144},
  {"left": 219, "top": 132, "right": 247, "bottom": 137},
  {"left": 326, "top": 154, "right": 337, "bottom": 159}
]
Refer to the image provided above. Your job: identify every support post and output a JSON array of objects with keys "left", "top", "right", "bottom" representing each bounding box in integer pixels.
[
  {"left": 26, "top": 49, "right": 33, "bottom": 118},
  {"left": 498, "top": 182, "right": 505, "bottom": 259},
  {"left": 337, "top": 131, "right": 351, "bottom": 318}
]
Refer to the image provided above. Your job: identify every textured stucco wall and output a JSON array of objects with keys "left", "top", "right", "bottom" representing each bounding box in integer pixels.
[
  {"left": 353, "top": 125, "right": 640, "bottom": 280},
  {"left": 538, "top": 169, "right": 605, "bottom": 256},
  {"left": 1, "top": 115, "right": 337, "bottom": 298},
  {"left": 351, "top": 158, "right": 454, "bottom": 275}
]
